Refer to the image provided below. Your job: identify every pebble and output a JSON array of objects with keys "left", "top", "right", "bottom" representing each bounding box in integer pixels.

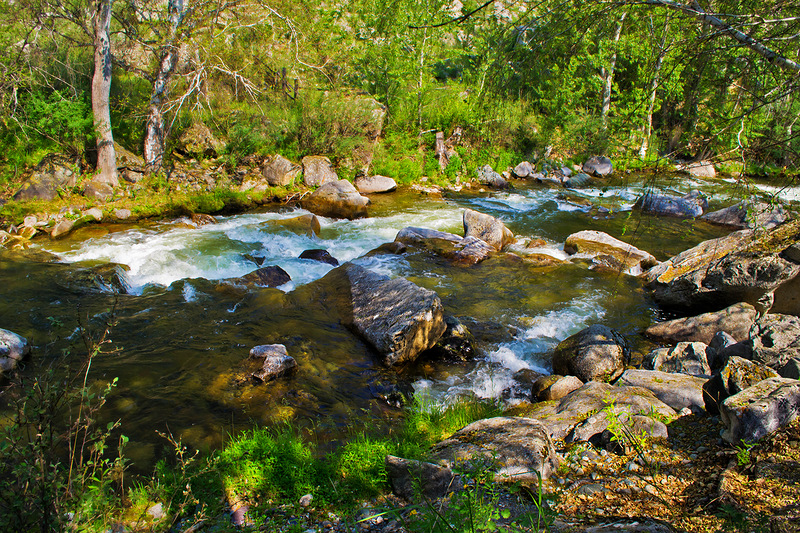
[
  {"left": 626, "top": 462, "right": 640, "bottom": 472},
  {"left": 697, "top": 446, "right": 708, "bottom": 453},
  {"left": 644, "top": 484, "right": 659, "bottom": 496},
  {"left": 689, "top": 453, "right": 698, "bottom": 460}
]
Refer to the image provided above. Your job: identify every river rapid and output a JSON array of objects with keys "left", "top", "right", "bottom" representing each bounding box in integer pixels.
[{"left": 0, "top": 173, "right": 787, "bottom": 466}]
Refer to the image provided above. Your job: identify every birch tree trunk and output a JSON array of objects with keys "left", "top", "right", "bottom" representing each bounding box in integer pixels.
[
  {"left": 143, "top": 0, "right": 185, "bottom": 173},
  {"left": 91, "top": 0, "right": 117, "bottom": 185},
  {"left": 601, "top": 12, "right": 626, "bottom": 131},
  {"left": 639, "top": 17, "right": 670, "bottom": 159}
]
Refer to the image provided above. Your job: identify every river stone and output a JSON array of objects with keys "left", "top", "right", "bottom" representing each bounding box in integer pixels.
[
  {"left": 13, "top": 154, "right": 78, "bottom": 201},
  {"left": 618, "top": 369, "right": 707, "bottom": 413},
  {"left": 552, "top": 324, "right": 630, "bottom": 383},
  {"left": 703, "top": 356, "right": 780, "bottom": 415},
  {"left": 301, "top": 180, "right": 369, "bottom": 220},
  {"left": 330, "top": 263, "right": 446, "bottom": 366},
  {"left": 633, "top": 190, "right": 707, "bottom": 218},
  {"left": 564, "top": 230, "right": 657, "bottom": 274},
  {"left": 301, "top": 155, "right": 338, "bottom": 187},
  {"left": 83, "top": 180, "right": 115, "bottom": 200},
  {"left": 683, "top": 160, "right": 716, "bottom": 178},
  {"left": 532, "top": 374, "right": 583, "bottom": 402},
  {"left": 429, "top": 417, "right": 559, "bottom": 482},
  {"left": 475, "top": 165, "right": 508, "bottom": 189},
  {"left": 583, "top": 520, "right": 678, "bottom": 533},
  {"left": 523, "top": 381, "right": 677, "bottom": 441},
  {"left": 51, "top": 219, "right": 75, "bottom": 239},
  {"left": 582, "top": 156, "right": 613, "bottom": 177},
  {"left": 644, "top": 342, "right": 712, "bottom": 377},
  {"left": 385, "top": 455, "right": 459, "bottom": 500},
  {"left": 0, "top": 328, "right": 30, "bottom": 373},
  {"left": 701, "top": 200, "right": 789, "bottom": 230},
  {"left": 645, "top": 302, "right": 757, "bottom": 345},
  {"left": 513, "top": 161, "right": 533, "bottom": 178},
  {"left": 114, "top": 208, "right": 132, "bottom": 221},
  {"left": 462, "top": 209, "right": 515, "bottom": 251},
  {"left": 249, "top": 344, "right": 298, "bottom": 382},
  {"left": 643, "top": 221, "right": 800, "bottom": 313},
  {"left": 354, "top": 175, "right": 397, "bottom": 194},
  {"left": 720, "top": 377, "right": 800, "bottom": 443},
  {"left": 427, "top": 315, "right": 474, "bottom": 361},
  {"left": 299, "top": 249, "right": 339, "bottom": 266},
  {"left": 394, "top": 227, "right": 495, "bottom": 266},
  {"left": 240, "top": 266, "right": 291, "bottom": 288},
  {"left": 262, "top": 155, "right": 301, "bottom": 186},
  {"left": 564, "top": 172, "right": 592, "bottom": 188},
  {"left": 779, "top": 358, "right": 800, "bottom": 379},
  {"left": 191, "top": 213, "right": 217, "bottom": 226},
  {"left": 717, "top": 313, "right": 800, "bottom": 370},
  {"left": 266, "top": 214, "right": 321, "bottom": 237}
]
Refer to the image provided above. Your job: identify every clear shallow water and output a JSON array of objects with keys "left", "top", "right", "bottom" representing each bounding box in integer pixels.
[{"left": 1, "top": 176, "right": 754, "bottom": 462}]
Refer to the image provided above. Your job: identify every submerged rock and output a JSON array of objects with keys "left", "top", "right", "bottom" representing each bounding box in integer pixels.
[
  {"left": 429, "top": 417, "right": 559, "bottom": 482},
  {"left": 552, "top": 324, "right": 630, "bottom": 383},
  {"left": 0, "top": 328, "right": 30, "bottom": 374},
  {"left": 301, "top": 180, "right": 369, "bottom": 220},
  {"left": 265, "top": 214, "right": 321, "bottom": 237},
  {"left": 720, "top": 377, "right": 800, "bottom": 443},
  {"left": 462, "top": 209, "right": 515, "bottom": 251},
  {"left": 564, "top": 230, "right": 657, "bottom": 274}
]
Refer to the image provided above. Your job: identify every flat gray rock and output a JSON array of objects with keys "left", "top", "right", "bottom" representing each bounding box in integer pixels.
[
  {"left": 618, "top": 369, "right": 707, "bottom": 413},
  {"left": 645, "top": 302, "right": 757, "bottom": 344},
  {"left": 721, "top": 377, "right": 800, "bottom": 443}
]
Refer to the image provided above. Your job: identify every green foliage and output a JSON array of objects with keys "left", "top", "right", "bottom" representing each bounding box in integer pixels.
[
  {"left": 734, "top": 440, "right": 756, "bottom": 467},
  {"left": 336, "top": 434, "right": 394, "bottom": 497}
]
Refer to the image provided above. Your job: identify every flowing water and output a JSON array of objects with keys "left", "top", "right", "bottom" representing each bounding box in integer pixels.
[{"left": 1, "top": 173, "right": 790, "bottom": 466}]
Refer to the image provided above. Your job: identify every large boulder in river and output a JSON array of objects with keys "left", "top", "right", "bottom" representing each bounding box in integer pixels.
[
  {"left": 1, "top": 328, "right": 30, "bottom": 374},
  {"left": 552, "top": 324, "right": 629, "bottom": 383},
  {"left": 462, "top": 209, "right": 515, "bottom": 251},
  {"left": 564, "top": 230, "right": 658, "bottom": 274},
  {"left": 582, "top": 156, "right": 613, "bottom": 177},
  {"left": 301, "top": 180, "right": 369, "bottom": 220},
  {"left": 701, "top": 200, "right": 789, "bottom": 230},
  {"left": 645, "top": 302, "right": 757, "bottom": 345},
  {"left": 643, "top": 221, "right": 800, "bottom": 314},
  {"left": 429, "top": 417, "right": 559, "bottom": 482},
  {"left": 13, "top": 154, "right": 78, "bottom": 201},
  {"left": 354, "top": 174, "right": 397, "bottom": 194},
  {"left": 301, "top": 155, "right": 338, "bottom": 187},
  {"left": 720, "top": 377, "right": 800, "bottom": 443},
  {"left": 634, "top": 190, "right": 707, "bottom": 218},
  {"left": 394, "top": 227, "right": 495, "bottom": 266},
  {"left": 262, "top": 155, "right": 301, "bottom": 186},
  {"left": 475, "top": 165, "right": 508, "bottom": 189},
  {"left": 238, "top": 266, "right": 292, "bottom": 288},
  {"left": 323, "top": 263, "right": 447, "bottom": 365}
]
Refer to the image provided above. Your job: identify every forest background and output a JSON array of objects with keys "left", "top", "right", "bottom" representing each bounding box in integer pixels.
[{"left": 0, "top": 0, "right": 798, "bottom": 189}]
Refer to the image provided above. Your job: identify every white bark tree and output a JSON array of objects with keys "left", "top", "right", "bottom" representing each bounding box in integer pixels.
[{"left": 91, "top": 0, "right": 118, "bottom": 185}]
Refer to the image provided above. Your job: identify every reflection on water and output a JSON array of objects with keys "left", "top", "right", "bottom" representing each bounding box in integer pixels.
[{"left": 1, "top": 177, "right": 751, "bottom": 463}]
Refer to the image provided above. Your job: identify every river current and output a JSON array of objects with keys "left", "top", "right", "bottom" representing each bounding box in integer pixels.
[{"left": 1, "top": 173, "right": 790, "bottom": 464}]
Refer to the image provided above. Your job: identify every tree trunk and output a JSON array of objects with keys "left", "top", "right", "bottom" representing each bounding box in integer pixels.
[
  {"left": 143, "top": 0, "right": 185, "bottom": 173},
  {"left": 91, "top": 0, "right": 117, "bottom": 186},
  {"left": 601, "top": 12, "right": 626, "bottom": 131},
  {"left": 640, "top": 17, "right": 670, "bottom": 159}
]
